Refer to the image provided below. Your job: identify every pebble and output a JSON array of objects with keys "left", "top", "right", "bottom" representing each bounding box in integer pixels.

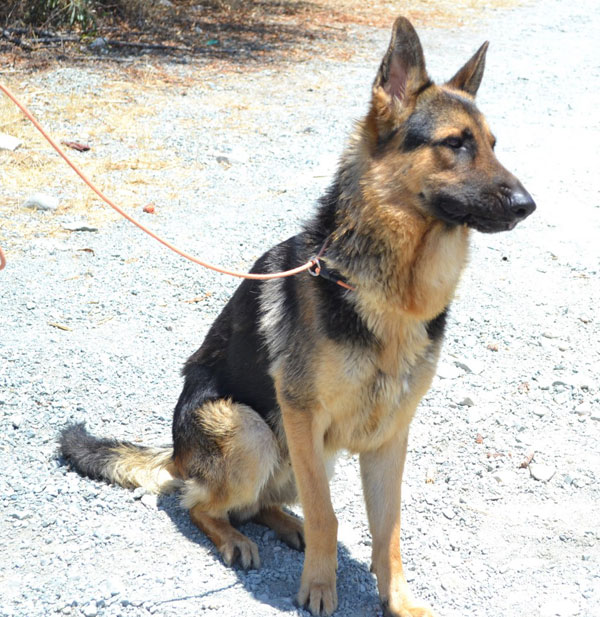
[
  {"left": 140, "top": 494, "right": 158, "bottom": 509},
  {"left": 23, "top": 192, "right": 59, "bottom": 212},
  {"left": 529, "top": 463, "right": 556, "bottom": 482},
  {"left": 454, "top": 357, "right": 484, "bottom": 375},
  {"left": 82, "top": 602, "right": 97, "bottom": 617},
  {"left": 437, "top": 362, "right": 463, "bottom": 379},
  {"left": 10, "top": 413, "right": 24, "bottom": 428},
  {"left": 0, "top": 132, "right": 23, "bottom": 151},
  {"left": 442, "top": 508, "right": 456, "bottom": 520},
  {"left": 493, "top": 470, "right": 514, "bottom": 484},
  {"left": 89, "top": 37, "right": 107, "bottom": 52},
  {"left": 458, "top": 394, "right": 476, "bottom": 407},
  {"left": 62, "top": 223, "right": 99, "bottom": 232}
]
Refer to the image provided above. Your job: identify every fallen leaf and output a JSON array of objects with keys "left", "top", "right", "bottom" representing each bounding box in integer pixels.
[{"left": 61, "top": 140, "right": 90, "bottom": 152}]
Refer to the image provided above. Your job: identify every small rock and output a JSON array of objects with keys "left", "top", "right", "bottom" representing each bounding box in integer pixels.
[
  {"left": 493, "top": 470, "right": 514, "bottom": 484},
  {"left": 10, "top": 413, "right": 24, "bottom": 428},
  {"left": 437, "top": 362, "right": 462, "bottom": 379},
  {"left": 24, "top": 192, "right": 59, "bottom": 212},
  {"left": 62, "top": 223, "right": 98, "bottom": 232},
  {"left": 82, "top": 602, "right": 97, "bottom": 617},
  {"left": 11, "top": 510, "right": 33, "bottom": 521},
  {"left": 442, "top": 508, "right": 455, "bottom": 520},
  {"left": 529, "top": 463, "right": 556, "bottom": 482},
  {"left": 573, "top": 404, "right": 591, "bottom": 417},
  {"left": 532, "top": 408, "right": 548, "bottom": 418},
  {"left": 89, "top": 37, "right": 107, "bottom": 51},
  {"left": 458, "top": 394, "right": 475, "bottom": 407},
  {"left": 0, "top": 132, "right": 23, "bottom": 151},
  {"left": 553, "top": 391, "right": 570, "bottom": 405},
  {"left": 216, "top": 155, "right": 231, "bottom": 168},
  {"left": 454, "top": 357, "right": 484, "bottom": 375},
  {"left": 140, "top": 493, "right": 158, "bottom": 509}
]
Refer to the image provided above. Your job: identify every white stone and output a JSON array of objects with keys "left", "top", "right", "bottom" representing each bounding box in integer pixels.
[
  {"left": 529, "top": 463, "right": 556, "bottom": 482},
  {"left": 62, "top": 222, "right": 98, "bottom": 232},
  {"left": 454, "top": 357, "right": 484, "bottom": 375},
  {"left": 0, "top": 132, "right": 22, "bottom": 151},
  {"left": 24, "top": 192, "right": 59, "bottom": 211},
  {"left": 140, "top": 494, "right": 158, "bottom": 509},
  {"left": 437, "top": 362, "right": 463, "bottom": 379}
]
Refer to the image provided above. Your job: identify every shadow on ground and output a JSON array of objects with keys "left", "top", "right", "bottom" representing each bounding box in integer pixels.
[
  {"left": 0, "top": 0, "right": 350, "bottom": 68},
  {"left": 158, "top": 492, "right": 382, "bottom": 616}
]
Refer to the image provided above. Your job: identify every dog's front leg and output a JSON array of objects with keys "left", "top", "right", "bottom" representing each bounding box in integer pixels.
[
  {"left": 281, "top": 405, "right": 338, "bottom": 616},
  {"left": 360, "top": 430, "right": 435, "bottom": 617}
]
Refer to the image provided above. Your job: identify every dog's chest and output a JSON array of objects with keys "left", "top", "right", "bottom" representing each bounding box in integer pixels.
[{"left": 317, "top": 322, "right": 438, "bottom": 453}]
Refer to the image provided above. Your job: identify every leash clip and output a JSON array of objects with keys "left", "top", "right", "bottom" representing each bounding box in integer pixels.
[{"left": 308, "top": 258, "right": 321, "bottom": 277}]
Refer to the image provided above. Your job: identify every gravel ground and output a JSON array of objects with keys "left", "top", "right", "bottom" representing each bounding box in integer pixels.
[{"left": 1, "top": 1, "right": 599, "bottom": 616}]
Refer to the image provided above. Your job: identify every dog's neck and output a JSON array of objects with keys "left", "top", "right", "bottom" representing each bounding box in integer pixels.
[{"left": 311, "top": 165, "right": 470, "bottom": 323}]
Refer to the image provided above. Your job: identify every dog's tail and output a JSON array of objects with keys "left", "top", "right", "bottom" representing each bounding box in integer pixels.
[{"left": 59, "top": 422, "right": 180, "bottom": 494}]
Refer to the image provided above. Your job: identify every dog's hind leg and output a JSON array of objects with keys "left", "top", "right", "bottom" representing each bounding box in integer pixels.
[
  {"left": 174, "top": 398, "right": 280, "bottom": 570},
  {"left": 254, "top": 505, "right": 305, "bottom": 551}
]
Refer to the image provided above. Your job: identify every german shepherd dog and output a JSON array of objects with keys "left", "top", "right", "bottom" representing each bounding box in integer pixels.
[{"left": 60, "top": 17, "right": 535, "bottom": 617}]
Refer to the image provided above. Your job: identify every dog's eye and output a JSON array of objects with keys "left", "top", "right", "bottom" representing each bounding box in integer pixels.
[{"left": 443, "top": 136, "right": 464, "bottom": 150}]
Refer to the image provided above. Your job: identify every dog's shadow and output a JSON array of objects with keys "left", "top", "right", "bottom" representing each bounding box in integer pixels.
[{"left": 157, "top": 494, "right": 382, "bottom": 616}]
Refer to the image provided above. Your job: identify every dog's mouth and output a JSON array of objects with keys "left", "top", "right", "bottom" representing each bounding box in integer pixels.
[{"left": 430, "top": 192, "right": 535, "bottom": 234}]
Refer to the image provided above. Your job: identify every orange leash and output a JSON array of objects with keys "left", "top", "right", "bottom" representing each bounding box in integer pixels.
[{"left": 0, "top": 82, "right": 318, "bottom": 280}]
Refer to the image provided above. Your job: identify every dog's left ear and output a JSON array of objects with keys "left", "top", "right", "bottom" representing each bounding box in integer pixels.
[{"left": 446, "top": 42, "right": 489, "bottom": 97}]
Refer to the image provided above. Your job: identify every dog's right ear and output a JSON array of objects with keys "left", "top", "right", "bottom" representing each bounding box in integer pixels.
[{"left": 371, "top": 17, "right": 430, "bottom": 126}]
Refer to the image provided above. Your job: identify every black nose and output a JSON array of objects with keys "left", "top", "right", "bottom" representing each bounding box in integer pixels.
[{"left": 509, "top": 186, "right": 536, "bottom": 220}]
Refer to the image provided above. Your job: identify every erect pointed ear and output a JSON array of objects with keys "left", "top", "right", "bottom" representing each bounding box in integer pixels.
[
  {"left": 446, "top": 41, "right": 489, "bottom": 97},
  {"left": 372, "top": 17, "right": 430, "bottom": 117}
]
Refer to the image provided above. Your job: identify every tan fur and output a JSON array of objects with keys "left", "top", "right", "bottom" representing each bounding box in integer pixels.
[
  {"left": 110, "top": 445, "right": 180, "bottom": 494},
  {"left": 181, "top": 399, "right": 279, "bottom": 514},
  {"left": 280, "top": 402, "right": 339, "bottom": 616}
]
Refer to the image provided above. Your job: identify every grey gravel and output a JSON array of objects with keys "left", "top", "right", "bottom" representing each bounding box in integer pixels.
[{"left": 1, "top": 1, "right": 599, "bottom": 616}]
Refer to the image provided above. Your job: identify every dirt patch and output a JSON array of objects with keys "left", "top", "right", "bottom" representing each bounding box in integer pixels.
[{"left": 0, "top": 0, "right": 528, "bottom": 68}]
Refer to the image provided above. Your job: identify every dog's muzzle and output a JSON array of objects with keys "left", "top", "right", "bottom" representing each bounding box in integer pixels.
[{"left": 431, "top": 180, "right": 536, "bottom": 234}]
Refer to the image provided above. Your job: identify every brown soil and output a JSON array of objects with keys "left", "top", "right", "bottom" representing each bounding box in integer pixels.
[{"left": 0, "top": 0, "right": 526, "bottom": 70}]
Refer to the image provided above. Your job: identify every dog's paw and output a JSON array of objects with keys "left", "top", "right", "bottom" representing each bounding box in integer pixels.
[
  {"left": 218, "top": 533, "right": 260, "bottom": 570},
  {"left": 276, "top": 516, "right": 305, "bottom": 551},
  {"left": 382, "top": 600, "right": 436, "bottom": 617},
  {"left": 298, "top": 579, "right": 338, "bottom": 616}
]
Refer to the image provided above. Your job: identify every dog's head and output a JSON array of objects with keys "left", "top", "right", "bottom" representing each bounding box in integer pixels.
[{"left": 365, "top": 17, "right": 535, "bottom": 233}]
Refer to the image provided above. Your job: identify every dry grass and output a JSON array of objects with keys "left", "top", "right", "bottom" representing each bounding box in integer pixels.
[{"left": 0, "top": 75, "right": 198, "bottom": 243}]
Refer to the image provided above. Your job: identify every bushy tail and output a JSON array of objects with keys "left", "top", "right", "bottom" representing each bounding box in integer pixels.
[{"left": 59, "top": 422, "right": 181, "bottom": 494}]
